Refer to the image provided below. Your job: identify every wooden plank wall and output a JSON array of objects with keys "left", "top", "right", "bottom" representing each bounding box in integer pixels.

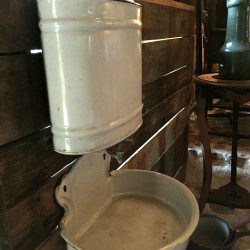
[
  {"left": 110, "top": 0, "right": 195, "bottom": 177},
  {"left": 0, "top": 0, "right": 50, "bottom": 145},
  {"left": 0, "top": 0, "right": 195, "bottom": 249}
]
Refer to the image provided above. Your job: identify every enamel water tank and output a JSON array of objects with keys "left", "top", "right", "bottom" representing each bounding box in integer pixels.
[{"left": 37, "top": 0, "right": 142, "bottom": 154}]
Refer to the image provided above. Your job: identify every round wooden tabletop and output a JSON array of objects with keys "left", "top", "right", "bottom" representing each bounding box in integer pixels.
[{"left": 194, "top": 73, "right": 250, "bottom": 90}]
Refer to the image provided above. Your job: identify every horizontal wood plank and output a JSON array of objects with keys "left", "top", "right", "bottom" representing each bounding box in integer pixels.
[
  {"left": 139, "top": 1, "right": 195, "bottom": 40},
  {"left": 0, "top": 128, "right": 79, "bottom": 210},
  {"left": 139, "top": 1, "right": 171, "bottom": 40},
  {"left": 119, "top": 106, "right": 191, "bottom": 170},
  {"left": 37, "top": 229, "right": 66, "bottom": 250},
  {"left": 142, "top": 65, "right": 192, "bottom": 113},
  {"left": 142, "top": 36, "right": 194, "bottom": 84},
  {"left": 153, "top": 126, "right": 189, "bottom": 181},
  {"left": 0, "top": 54, "right": 49, "bottom": 146},
  {"left": 0, "top": 0, "right": 41, "bottom": 52},
  {"left": 110, "top": 84, "right": 193, "bottom": 170},
  {"left": 179, "top": 0, "right": 196, "bottom": 5},
  {"left": 139, "top": 0, "right": 195, "bottom": 11},
  {"left": 3, "top": 160, "right": 75, "bottom": 250},
  {"left": 169, "top": 7, "right": 195, "bottom": 37},
  {"left": 173, "top": 126, "right": 189, "bottom": 181}
]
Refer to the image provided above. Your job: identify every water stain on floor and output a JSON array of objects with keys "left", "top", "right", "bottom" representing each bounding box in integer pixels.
[{"left": 186, "top": 110, "right": 250, "bottom": 250}]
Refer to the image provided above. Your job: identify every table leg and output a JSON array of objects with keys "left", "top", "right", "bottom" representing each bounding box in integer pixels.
[
  {"left": 195, "top": 87, "right": 213, "bottom": 212},
  {"left": 208, "top": 102, "right": 250, "bottom": 208},
  {"left": 231, "top": 103, "right": 238, "bottom": 183}
]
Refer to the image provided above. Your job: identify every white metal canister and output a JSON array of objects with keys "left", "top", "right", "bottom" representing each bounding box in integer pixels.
[{"left": 37, "top": 0, "right": 142, "bottom": 154}]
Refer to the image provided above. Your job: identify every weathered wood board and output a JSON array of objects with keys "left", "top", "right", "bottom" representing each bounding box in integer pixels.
[
  {"left": 140, "top": 1, "right": 195, "bottom": 40},
  {"left": 142, "top": 36, "right": 194, "bottom": 84},
  {"left": 110, "top": 84, "right": 193, "bottom": 170},
  {"left": 0, "top": 54, "right": 49, "bottom": 146},
  {"left": 142, "top": 65, "right": 192, "bottom": 113},
  {"left": 0, "top": 0, "right": 41, "bottom": 52},
  {"left": 1, "top": 164, "right": 73, "bottom": 250},
  {"left": 0, "top": 128, "right": 78, "bottom": 210},
  {"left": 120, "top": 107, "right": 191, "bottom": 170},
  {"left": 153, "top": 126, "right": 189, "bottom": 181}
]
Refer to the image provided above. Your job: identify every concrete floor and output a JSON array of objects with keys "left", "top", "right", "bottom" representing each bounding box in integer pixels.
[{"left": 186, "top": 110, "right": 250, "bottom": 249}]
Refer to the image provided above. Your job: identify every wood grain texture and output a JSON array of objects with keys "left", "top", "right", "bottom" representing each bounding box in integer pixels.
[
  {"left": 142, "top": 65, "right": 192, "bottom": 113},
  {"left": 0, "top": 128, "right": 78, "bottom": 210},
  {"left": 0, "top": 54, "right": 49, "bottom": 146},
  {"left": 0, "top": 0, "right": 41, "bottom": 52},
  {"left": 153, "top": 126, "right": 189, "bottom": 182},
  {"left": 179, "top": 0, "right": 196, "bottom": 5},
  {"left": 139, "top": 0, "right": 195, "bottom": 11},
  {"left": 142, "top": 36, "right": 195, "bottom": 84},
  {"left": 110, "top": 84, "right": 193, "bottom": 170},
  {"left": 139, "top": 1, "right": 171, "bottom": 40},
  {"left": 3, "top": 160, "right": 75, "bottom": 250},
  {"left": 36, "top": 229, "right": 67, "bottom": 250},
  {"left": 169, "top": 7, "right": 195, "bottom": 37},
  {"left": 139, "top": 1, "right": 195, "bottom": 40},
  {"left": 119, "top": 106, "right": 191, "bottom": 170}
]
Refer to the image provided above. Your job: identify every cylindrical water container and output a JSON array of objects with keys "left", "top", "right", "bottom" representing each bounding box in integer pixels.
[
  {"left": 219, "top": 0, "right": 250, "bottom": 80},
  {"left": 37, "top": 0, "right": 142, "bottom": 154}
]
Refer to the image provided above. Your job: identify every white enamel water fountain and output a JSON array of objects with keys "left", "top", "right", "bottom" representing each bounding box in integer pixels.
[
  {"left": 37, "top": 0, "right": 143, "bottom": 154},
  {"left": 37, "top": 0, "right": 199, "bottom": 249}
]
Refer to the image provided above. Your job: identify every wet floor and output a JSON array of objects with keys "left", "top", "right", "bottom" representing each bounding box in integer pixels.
[{"left": 186, "top": 109, "right": 250, "bottom": 250}]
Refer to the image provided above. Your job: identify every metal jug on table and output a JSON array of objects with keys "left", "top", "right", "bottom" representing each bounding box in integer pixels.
[{"left": 219, "top": 0, "right": 250, "bottom": 80}]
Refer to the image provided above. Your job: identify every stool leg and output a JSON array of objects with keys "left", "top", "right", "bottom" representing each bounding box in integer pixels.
[{"left": 231, "top": 103, "right": 238, "bottom": 183}]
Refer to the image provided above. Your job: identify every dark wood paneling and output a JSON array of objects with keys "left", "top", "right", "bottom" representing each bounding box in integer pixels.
[
  {"left": 0, "top": 0, "right": 41, "bottom": 52},
  {"left": 169, "top": 8, "right": 195, "bottom": 37},
  {"left": 0, "top": 128, "right": 78, "bottom": 210},
  {"left": 153, "top": 126, "right": 189, "bottom": 182},
  {"left": 110, "top": 84, "right": 193, "bottom": 170},
  {"left": 0, "top": 212, "right": 11, "bottom": 250},
  {"left": 0, "top": 54, "right": 49, "bottom": 146},
  {"left": 120, "top": 106, "right": 191, "bottom": 170},
  {"left": 139, "top": 1, "right": 171, "bottom": 40},
  {"left": 142, "top": 36, "right": 194, "bottom": 84},
  {"left": 153, "top": 134, "right": 176, "bottom": 173},
  {"left": 174, "top": 125, "right": 189, "bottom": 181},
  {"left": 3, "top": 161, "right": 74, "bottom": 250},
  {"left": 140, "top": 0, "right": 195, "bottom": 11},
  {"left": 179, "top": 0, "right": 196, "bottom": 6},
  {"left": 139, "top": 1, "right": 195, "bottom": 40},
  {"left": 142, "top": 65, "right": 192, "bottom": 113}
]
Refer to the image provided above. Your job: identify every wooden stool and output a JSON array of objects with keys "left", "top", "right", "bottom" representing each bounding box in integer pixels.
[{"left": 194, "top": 73, "right": 250, "bottom": 212}]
